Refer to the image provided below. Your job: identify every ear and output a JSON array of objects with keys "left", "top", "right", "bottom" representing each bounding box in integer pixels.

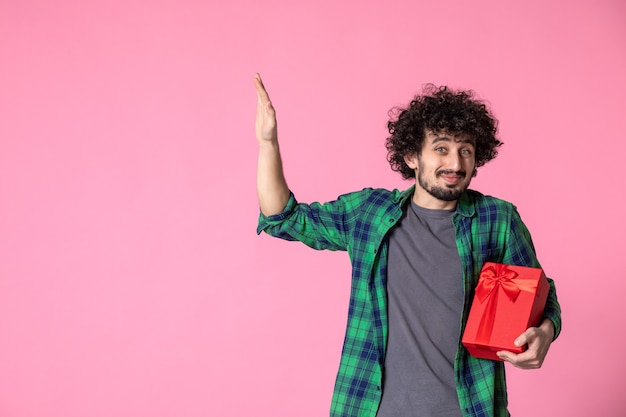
[{"left": 403, "top": 153, "right": 419, "bottom": 170}]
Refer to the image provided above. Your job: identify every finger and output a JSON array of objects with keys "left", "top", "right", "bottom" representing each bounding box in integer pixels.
[
  {"left": 498, "top": 345, "right": 543, "bottom": 369},
  {"left": 514, "top": 333, "right": 528, "bottom": 348},
  {"left": 254, "top": 72, "right": 264, "bottom": 89},
  {"left": 254, "top": 73, "right": 271, "bottom": 104},
  {"left": 514, "top": 326, "right": 538, "bottom": 347},
  {"left": 496, "top": 350, "right": 516, "bottom": 363},
  {"left": 497, "top": 350, "right": 530, "bottom": 369}
]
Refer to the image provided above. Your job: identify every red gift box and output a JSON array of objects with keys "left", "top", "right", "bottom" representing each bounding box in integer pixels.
[{"left": 462, "top": 262, "right": 550, "bottom": 361}]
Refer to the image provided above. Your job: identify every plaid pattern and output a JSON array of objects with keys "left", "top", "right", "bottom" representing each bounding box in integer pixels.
[{"left": 258, "top": 187, "right": 562, "bottom": 417}]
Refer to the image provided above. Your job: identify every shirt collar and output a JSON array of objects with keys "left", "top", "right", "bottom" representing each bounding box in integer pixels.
[{"left": 398, "top": 185, "right": 415, "bottom": 206}]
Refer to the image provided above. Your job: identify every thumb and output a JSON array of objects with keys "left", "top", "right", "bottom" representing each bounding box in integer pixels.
[{"left": 514, "top": 329, "right": 532, "bottom": 347}]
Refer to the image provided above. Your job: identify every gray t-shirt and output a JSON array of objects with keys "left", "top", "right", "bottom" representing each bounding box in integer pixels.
[{"left": 376, "top": 201, "right": 463, "bottom": 417}]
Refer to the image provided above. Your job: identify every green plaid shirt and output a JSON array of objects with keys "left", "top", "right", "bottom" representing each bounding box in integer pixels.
[{"left": 257, "top": 186, "right": 561, "bottom": 417}]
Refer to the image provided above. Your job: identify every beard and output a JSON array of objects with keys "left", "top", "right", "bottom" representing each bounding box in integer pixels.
[{"left": 417, "top": 169, "right": 469, "bottom": 202}]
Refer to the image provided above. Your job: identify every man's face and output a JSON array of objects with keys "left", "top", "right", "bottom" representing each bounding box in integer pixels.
[{"left": 404, "top": 130, "right": 476, "bottom": 209}]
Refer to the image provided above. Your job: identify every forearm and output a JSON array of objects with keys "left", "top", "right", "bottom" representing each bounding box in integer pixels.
[{"left": 257, "top": 140, "right": 290, "bottom": 216}]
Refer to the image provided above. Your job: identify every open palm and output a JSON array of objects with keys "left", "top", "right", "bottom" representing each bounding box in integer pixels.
[{"left": 254, "top": 73, "right": 277, "bottom": 143}]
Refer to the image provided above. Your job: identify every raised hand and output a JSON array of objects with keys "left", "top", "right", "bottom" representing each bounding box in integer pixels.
[
  {"left": 254, "top": 73, "right": 289, "bottom": 216},
  {"left": 254, "top": 73, "right": 277, "bottom": 144}
]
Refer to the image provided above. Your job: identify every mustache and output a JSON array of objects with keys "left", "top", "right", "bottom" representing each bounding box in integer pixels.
[{"left": 436, "top": 169, "right": 467, "bottom": 177}]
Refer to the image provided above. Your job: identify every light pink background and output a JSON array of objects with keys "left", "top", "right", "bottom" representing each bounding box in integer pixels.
[{"left": 1, "top": 0, "right": 624, "bottom": 416}]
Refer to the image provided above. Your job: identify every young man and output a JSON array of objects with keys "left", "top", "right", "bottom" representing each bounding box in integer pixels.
[{"left": 254, "top": 73, "right": 561, "bottom": 417}]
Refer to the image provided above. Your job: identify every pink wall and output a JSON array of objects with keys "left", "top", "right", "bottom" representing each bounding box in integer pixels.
[{"left": 1, "top": 0, "right": 624, "bottom": 416}]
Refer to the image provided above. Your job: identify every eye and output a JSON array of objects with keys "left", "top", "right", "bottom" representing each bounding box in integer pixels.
[
  {"left": 460, "top": 148, "right": 473, "bottom": 156},
  {"left": 435, "top": 146, "right": 447, "bottom": 153}
]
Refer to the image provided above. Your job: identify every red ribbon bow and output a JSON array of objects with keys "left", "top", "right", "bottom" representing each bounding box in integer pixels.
[
  {"left": 475, "top": 264, "right": 521, "bottom": 345},
  {"left": 476, "top": 264, "right": 521, "bottom": 304}
]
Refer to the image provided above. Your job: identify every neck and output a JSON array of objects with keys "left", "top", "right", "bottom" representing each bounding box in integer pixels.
[{"left": 411, "top": 186, "right": 459, "bottom": 210}]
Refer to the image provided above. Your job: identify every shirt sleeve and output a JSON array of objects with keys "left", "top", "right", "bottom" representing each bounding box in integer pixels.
[
  {"left": 503, "top": 207, "right": 562, "bottom": 341},
  {"left": 256, "top": 190, "right": 360, "bottom": 252}
]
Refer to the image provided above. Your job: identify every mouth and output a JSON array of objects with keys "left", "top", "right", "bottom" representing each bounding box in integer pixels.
[{"left": 438, "top": 170, "right": 466, "bottom": 185}]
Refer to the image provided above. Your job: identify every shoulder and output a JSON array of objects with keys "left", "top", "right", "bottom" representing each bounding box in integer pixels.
[
  {"left": 336, "top": 187, "right": 409, "bottom": 208},
  {"left": 461, "top": 189, "right": 519, "bottom": 223},
  {"left": 464, "top": 189, "right": 517, "bottom": 211}
]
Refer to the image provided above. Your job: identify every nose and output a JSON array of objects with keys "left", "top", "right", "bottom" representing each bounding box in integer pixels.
[{"left": 448, "top": 153, "right": 461, "bottom": 171}]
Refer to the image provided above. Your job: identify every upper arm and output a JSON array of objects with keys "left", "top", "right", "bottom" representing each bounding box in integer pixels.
[
  {"left": 257, "top": 190, "right": 367, "bottom": 251},
  {"left": 503, "top": 206, "right": 562, "bottom": 340}
]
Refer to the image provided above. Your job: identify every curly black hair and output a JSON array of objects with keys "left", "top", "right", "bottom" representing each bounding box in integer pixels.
[{"left": 386, "top": 84, "right": 502, "bottom": 180}]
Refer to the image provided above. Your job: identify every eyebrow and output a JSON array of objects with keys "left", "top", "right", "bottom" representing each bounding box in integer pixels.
[{"left": 431, "top": 135, "right": 476, "bottom": 146}]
